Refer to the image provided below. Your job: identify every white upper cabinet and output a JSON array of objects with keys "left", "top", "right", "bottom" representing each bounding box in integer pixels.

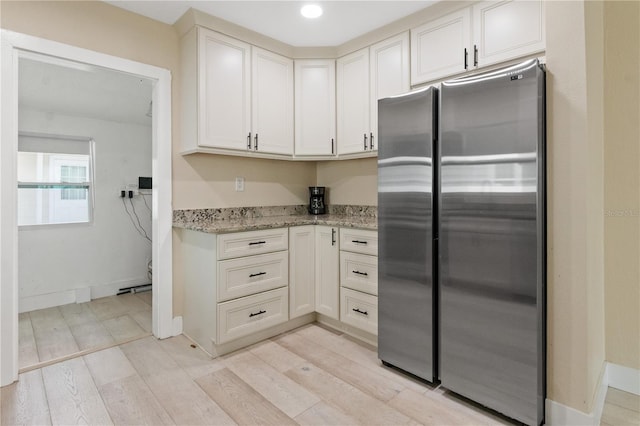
[
  {"left": 370, "top": 32, "right": 410, "bottom": 147},
  {"left": 181, "top": 27, "right": 293, "bottom": 158},
  {"left": 411, "top": 9, "right": 471, "bottom": 86},
  {"left": 337, "top": 32, "right": 409, "bottom": 156},
  {"left": 294, "top": 59, "right": 336, "bottom": 158},
  {"left": 252, "top": 47, "right": 294, "bottom": 155},
  {"left": 410, "top": 0, "right": 545, "bottom": 85},
  {"left": 337, "top": 48, "right": 371, "bottom": 156},
  {"left": 472, "top": 0, "right": 545, "bottom": 67},
  {"left": 198, "top": 29, "right": 252, "bottom": 151}
]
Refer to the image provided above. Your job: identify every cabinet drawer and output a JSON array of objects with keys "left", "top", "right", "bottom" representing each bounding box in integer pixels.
[
  {"left": 217, "top": 228, "right": 288, "bottom": 260},
  {"left": 217, "top": 287, "right": 288, "bottom": 344},
  {"left": 340, "top": 228, "right": 378, "bottom": 255},
  {"left": 340, "top": 288, "right": 378, "bottom": 335},
  {"left": 218, "top": 251, "right": 288, "bottom": 302},
  {"left": 340, "top": 251, "right": 378, "bottom": 295}
]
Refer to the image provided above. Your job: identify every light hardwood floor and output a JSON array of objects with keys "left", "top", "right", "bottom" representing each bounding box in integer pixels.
[
  {"left": 18, "top": 291, "right": 152, "bottom": 370},
  {"left": 2, "top": 322, "right": 638, "bottom": 426}
]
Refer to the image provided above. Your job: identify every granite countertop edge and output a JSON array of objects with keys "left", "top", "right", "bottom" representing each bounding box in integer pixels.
[{"left": 173, "top": 213, "right": 377, "bottom": 234}]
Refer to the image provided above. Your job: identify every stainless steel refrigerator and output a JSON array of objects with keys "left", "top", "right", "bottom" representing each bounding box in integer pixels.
[
  {"left": 378, "top": 59, "right": 545, "bottom": 426},
  {"left": 378, "top": 86, "right": 438, "bottom": 382}
]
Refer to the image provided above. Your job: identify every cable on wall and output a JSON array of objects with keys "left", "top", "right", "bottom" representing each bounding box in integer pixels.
[{"left": 122, "top": 197, "right": 151, "bottom": 243}]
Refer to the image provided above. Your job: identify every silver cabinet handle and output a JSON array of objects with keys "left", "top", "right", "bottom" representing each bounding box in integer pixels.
[
  {"left": 249, "top": 272, "right": 266, "bottom": 278},
  {"left": 331, "top": 138, "right": 334, "bottom": 155},
  {"left": 370, "top": 132, "right": 374, "bottom": 150},
  {"left": 352, "top": 270, "right": 368, "bottom": 276},
  {"left": 331, "top": 228, "right": 336, "bottom": 246},
  {"left": 254, "top": 133, "right": 258, "bottom": 150},
  {"left": 351, "top": 240, "right": 367, "bottom": 245},
  {"left": 464, "top": 47, "right": 468, "bottom": 70},
  {"left": 248, "top": 241, "right": 266, "bottom": 246},
  {"left": 247, "top": 132, "right": 252, "bottom": 149},
  {"left": 363, "top": 133, "right": 368, "bottom": 150}
]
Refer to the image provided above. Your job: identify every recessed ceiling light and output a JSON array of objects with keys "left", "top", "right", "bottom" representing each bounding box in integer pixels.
[{"left": 301, "top": 4, "right": 323, "bottom": 19}]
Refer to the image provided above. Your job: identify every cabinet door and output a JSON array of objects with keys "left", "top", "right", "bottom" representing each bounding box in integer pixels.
[
  {"left": 198, "top": 29, "right": 251, "bottom": 150},
  {"left": 411, "top": 8, "right": 471, "bottom": 85},
  {"left": 472, "top": 0, "right": 545, "bottom": 67},
  {"left": 252, "top": 47, "right": 294, "bottom": 155},
  {"left": 369, "top": 32, "right": 410, "bottom": 151},
  {"left": 315, "top": 226, "right": 339, "bottom": 319},
  {"left": 294, "top": 60, "right": 336, "bottom": 157},
  {"left": 289, "top": 226, "right": 315, "bottom": 319},
  {"left": 337, "top": 48, "right": 371, "bottom": 155}
]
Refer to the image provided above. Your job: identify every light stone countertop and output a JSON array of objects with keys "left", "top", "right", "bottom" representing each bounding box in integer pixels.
[{"left": 173, "top": 205, "right": 377, "bottom": 234}]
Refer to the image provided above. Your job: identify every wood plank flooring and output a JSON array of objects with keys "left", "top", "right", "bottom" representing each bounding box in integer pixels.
[
  {"left": 18, "top": 292, "right": 152, "bottom": 370},
  {"left": 2, "top": 322, "right": 639, "bottom": 425}
]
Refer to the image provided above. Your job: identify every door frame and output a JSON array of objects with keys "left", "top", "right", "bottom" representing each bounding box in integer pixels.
[{"left": 1, "top": 30, "right": 175, "bottom": 386}]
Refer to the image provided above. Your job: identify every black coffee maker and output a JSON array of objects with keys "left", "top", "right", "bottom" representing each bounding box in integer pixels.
[{"left": 308, "top": 186, "right": 326, "bottom": 215}]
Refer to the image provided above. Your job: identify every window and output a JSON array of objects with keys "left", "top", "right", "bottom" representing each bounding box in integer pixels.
[{"left": 17, "top": 133, "right": 94, "bottom": 226}]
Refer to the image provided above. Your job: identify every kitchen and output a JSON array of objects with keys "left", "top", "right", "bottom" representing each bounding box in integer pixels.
[{"left": 0, "top": 1, "right": 638, "bottom": 425}]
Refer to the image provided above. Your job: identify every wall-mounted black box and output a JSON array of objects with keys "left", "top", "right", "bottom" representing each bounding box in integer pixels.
[{"left": 139, "top": 177, "right": 152, "bottom": 189}]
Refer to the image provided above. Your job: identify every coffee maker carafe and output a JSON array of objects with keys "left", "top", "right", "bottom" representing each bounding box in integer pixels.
[{"left": 308, "top": 186, "right": 326, "bottom": 215}]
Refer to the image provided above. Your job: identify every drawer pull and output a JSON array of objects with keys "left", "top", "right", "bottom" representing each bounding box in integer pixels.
[
  {"left": 249, "top": 309, "right": 266, "bottom": 318},
  {"left": 249, "top": 272, "right": 267, "bottom": 278},
  {"left": 248, "top": 241, "right": 266, "bottom": 246},
  {"left": 352, "top": 270, "right": 368, "bottom": 277},
  {"left": 352, "top": 308, "right": 368, "bottom": 316},
  {"left": 351, "top": 240, "right": 368, "bottom": 245}
]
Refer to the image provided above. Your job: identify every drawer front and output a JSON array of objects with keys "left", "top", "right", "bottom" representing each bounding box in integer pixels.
[
  {"left": 217, "top": 287, "right": 288, "bottom": 344},
  {"left": 340, "top": 287, "right": 378, "bottom": 335},
  {"left": 217, "top": 228, "right": 288, "bottom": 260},
  {"left": 340, "top": 251, "right": 378, "bottom": 295},
  {"left": 340, "top": 228, "right": 378, "bottom": 256},
  {"left": 218, "top": 251, "right": 288, "bottom": 302}
]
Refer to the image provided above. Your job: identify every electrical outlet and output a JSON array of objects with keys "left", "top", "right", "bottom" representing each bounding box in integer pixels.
[{"left": 235, "top": 177, "right": 245, "bottom": 192}]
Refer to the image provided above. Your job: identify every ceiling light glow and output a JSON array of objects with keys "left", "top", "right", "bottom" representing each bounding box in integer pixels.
[{"left": 301, "top": 4, "right": 323, "bottom": 19}]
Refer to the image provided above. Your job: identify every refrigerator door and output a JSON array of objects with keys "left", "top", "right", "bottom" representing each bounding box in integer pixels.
[
  {"left": 378, "top": 87, "right": 437, "bottom": 382},
  {"left": 439, "top": 59, "right": 545, "bottom": 426}
]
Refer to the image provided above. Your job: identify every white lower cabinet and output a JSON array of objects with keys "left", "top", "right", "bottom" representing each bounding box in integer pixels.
[
  {"left": 289, "top": 225, "right": 316, "bottom": 319},
  {"left": 217, "top": 287, "right": 289, "bottom": 344},
  {"left": 339, "top": 228, "right": 379, "bottom": 336},
  {"left": 340, "top": 287, "right": 378, "bottom": 336},
  {"left": 181, "top": 227, "right": 290, "bottom": 356},
  {"left": 315, "top": 226, "right": 340, "bottom": 319},
  {"left": 182, "top": 224, "right": 378, "bottom": 356}
]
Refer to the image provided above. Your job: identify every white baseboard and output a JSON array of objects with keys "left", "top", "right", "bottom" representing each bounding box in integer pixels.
[
  {"left": 19, "top": 276, "right": 150, "bottom": 313},
  {"left": 608, "top": 362, "right": 640, "bottom": 395},
  {"left": 19, "top": 290, "right": 76, "bottom": 313},
  {"left": 546, "top": 361, "right": 609, "bottom": 426}
]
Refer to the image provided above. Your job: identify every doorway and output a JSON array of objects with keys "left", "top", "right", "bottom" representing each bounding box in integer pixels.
[
  {"left": 17, "top": 53, "right": 154, "bottom": 370},
  {"left": 1, "top": 30, "right": 174, "bottom": 386}
]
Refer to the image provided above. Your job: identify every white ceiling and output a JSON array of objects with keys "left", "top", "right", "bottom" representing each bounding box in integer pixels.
[
  {"left": 19, "top": 55, "right": 153, "bottom": 125},
  {"left": 103, "top": 1, "right": 436, "bottom": 46}
]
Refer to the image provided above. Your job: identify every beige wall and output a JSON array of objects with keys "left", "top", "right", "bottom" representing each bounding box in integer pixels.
[
  {"left": 545, "top": 0, "right": 606, "bottom": 414},
  {"left": 603, "top": 0, "right": 640, "bottom": 371},
  {"left": 317, "top": 158, "right": 378, "bottom": 206}
]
